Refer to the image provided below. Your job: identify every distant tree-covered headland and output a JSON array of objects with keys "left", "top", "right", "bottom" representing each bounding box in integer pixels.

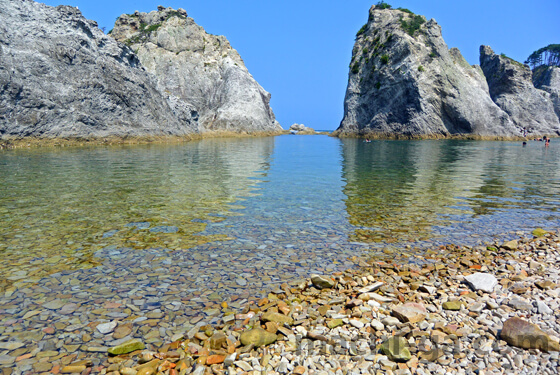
[{"left": 525, "top": 44, "right": 560, "bottom": 69}]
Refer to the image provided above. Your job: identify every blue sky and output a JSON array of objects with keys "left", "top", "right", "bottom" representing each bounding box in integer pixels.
[{"left": 41, "top": 1, "right": 559, "bottom": 130}]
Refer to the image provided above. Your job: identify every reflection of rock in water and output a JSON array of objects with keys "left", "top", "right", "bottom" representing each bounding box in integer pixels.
[
  {"left": 0, "top": 137, "right": 275, "bottom": 291},
  {"left": 340, "top": 139, "right": 560, "bottom": 244}
]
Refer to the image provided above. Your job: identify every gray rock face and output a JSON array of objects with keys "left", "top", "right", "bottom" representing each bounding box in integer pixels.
[
  {"left": 336, "top": 6, "right": 518, "bottom": 138},
  {"left": 480, "top": 46, "right": 560, "bottom": 135},
  {"left": 337, "top": 6, "right": 560, "bottom": 139},
  {"left": 532, "top": 65, "right": 560, "bottom": 120},
  {"left": 0, "top": 0, "right": 199, "bottom": 138},
  {"left": 110, "top": 7, "right": 281, "bottom": 134}
]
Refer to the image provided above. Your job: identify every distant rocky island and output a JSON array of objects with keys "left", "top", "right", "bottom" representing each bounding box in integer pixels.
[
  {"left": 334, "top": 3, "right": 560, "bottom": 139},
  {"left": 0, "top": 0, "right": 280, "bottom": 141}
]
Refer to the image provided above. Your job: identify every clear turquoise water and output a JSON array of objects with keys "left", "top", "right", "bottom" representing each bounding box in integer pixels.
[{"left": 1, "top": 136, "right": 559, "bottom": 291}]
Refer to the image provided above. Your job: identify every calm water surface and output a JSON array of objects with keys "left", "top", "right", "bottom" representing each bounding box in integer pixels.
[{"left": 1, "top": 136, "right": 559, "bottom": 299}]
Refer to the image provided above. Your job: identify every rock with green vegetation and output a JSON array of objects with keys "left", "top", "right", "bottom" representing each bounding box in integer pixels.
[
  {"left": 480, "top": 46, "right": 560, "bottom": 135},
  {"left": 336, "top": 4, "right": 559, "bottom": 139},
  {"left": 380, "top": 336, "right": 412, "bottom": 362},
  {"left": 107, "top": 339, "right": 145, "bottom": 355},
  {"left": 110, "top": 6, "right": 281, "bottom": 134},
  {"left": 239, "top": 328, "right": 277, "bottom": 347}
]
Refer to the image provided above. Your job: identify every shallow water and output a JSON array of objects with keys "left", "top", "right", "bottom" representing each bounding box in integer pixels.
[
  {"left": 1, "top": 136, "right": 559, "bottom": 291},
  {"left": 0, "top": 136, "right": 559, "bottom": 366}
]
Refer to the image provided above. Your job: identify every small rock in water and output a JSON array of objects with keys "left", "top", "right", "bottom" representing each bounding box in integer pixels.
[
  {"left": 502, "top": 239, "right": 518, "bottom": 250},
  {"left": 149, "top": 225, "right": 178, "bottom": 233},
  {"left": 261, "top": 312, "right": 293, "bottom": 325},
  {"left": 102, "top": 229, "right": 118, "bottom": 238},
  {"left": 113, "top": 323, "right": 133, "bottom": 339},
  {"left": 96, "top": 321, "right": 117, "bottom": 334},
  {"left": 311, "top": 274, "right": 335, "bottom": 289},
  {"left": 0, "top": 342, "right": 25, "bottom": 350},
  {"left": 43, "top": 299, "right": 65, "bottom": 310},
  {"left": 532, "top": 228, "right": 548, "bottom": 237},
  {"left": 239, "top": 328, "right": 277, "bottom": 347},
  {"left": 125, "top": 222, "right": 151, "bottom": 229},
  {"left": 464, "top": 272, "right": 498, "bottom": 293},
  {"left": 107, "top": 339, "right": 145, "bottom": 355}
]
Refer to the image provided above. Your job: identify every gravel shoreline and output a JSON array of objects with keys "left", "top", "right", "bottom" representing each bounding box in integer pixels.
[
  {"left": 94, "top": 229, "right": 560, "bottom": 375},
  {"left": 2, "top": 229, "right": 560, "bottom": 374}
]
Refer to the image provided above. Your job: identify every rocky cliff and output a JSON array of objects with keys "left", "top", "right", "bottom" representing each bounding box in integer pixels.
[
  {"left": 0, "top": 0, "right": 199, "bottom": 138},
  {"left": 336, "top": 5, "right": 559, "bottom": 138},
  {"left": 110, "top": 7, "right": 281, "bottom": 134},
  {"left": 532, "top": 65, "right": 560, "bottom": 120},
  {"left": 480, "top": 46, "right": 560, "bottom": 134}
]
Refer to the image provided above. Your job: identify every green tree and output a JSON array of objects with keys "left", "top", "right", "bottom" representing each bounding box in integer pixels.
[
  {"left": 525, "top": 44, "right": 560, "bottom": 69},
  {"left": 376, "top": 1, "right": 392, "bottom": 10}
]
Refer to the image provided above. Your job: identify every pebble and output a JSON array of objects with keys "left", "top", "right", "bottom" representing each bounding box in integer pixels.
[
  {"left": 537, "top": 301, "right": 553, "bottom": 315},
  {"left": 464, "top": 273, "right": 498, "bottom": 293},
  {"left": 0, "top": 342, "right": 25, "bottom": 350},
  {"left": 96, "top": 321, "right": 117, "bottom": 334}
]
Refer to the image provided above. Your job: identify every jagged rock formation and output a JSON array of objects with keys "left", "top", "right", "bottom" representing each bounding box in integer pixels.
[
  {"left": 480, "top": 46, "right": 560, "bottom": 134},
  {"left": 532, "top": 65, "right": 560, "bottom": 120},
  {"left": 336, "top": 5, "right": 560, "bottom": 138},
  {"left": 110, "top": 7, "right": 281, "bottom": 133},
  {"left": 0, "top": 0, "right": 199, "bottom": 138}
]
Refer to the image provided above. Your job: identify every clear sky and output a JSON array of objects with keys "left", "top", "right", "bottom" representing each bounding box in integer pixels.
[{"left": 41, "top": 0, "right": 559, "bottom": 130}]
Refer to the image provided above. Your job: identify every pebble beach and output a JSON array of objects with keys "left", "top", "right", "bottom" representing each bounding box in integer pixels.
[{"left": 3, "top": 228, "right": 560, "bottom": 375}]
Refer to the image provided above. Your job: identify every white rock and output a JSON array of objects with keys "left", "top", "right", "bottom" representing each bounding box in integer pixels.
[
  {"left": 96, "top": 321, "right": 117, "bottom": 334},
  {"left": 537, "top": 301, "right": 553, "bottom": 315},
  {"left": 234, "top": 361, "right": 253, "bottom": 372},
  {"left": 359, "top": 292, "right": 393, "bottom": 302},
  {"left": 358, "top": 281, "right": 384, "bottom": 294},
  {"left": 382, "top": 317, "right": 400, "bottom": 326},
  {"left": 464, "top": 273, "right": 498, "bottom": 293},
  {"left": 349, "top": 319, "right": 365, "bottom": 329},
  {"left": 370, "top": 319, "right": 385, "bottom": 331}
]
